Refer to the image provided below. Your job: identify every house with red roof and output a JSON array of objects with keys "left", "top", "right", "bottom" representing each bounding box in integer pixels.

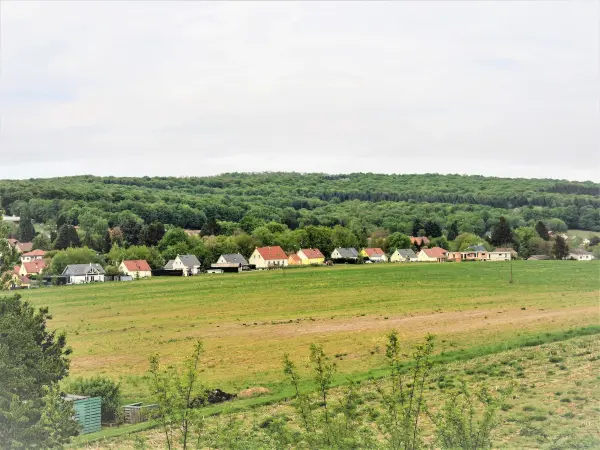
[
  {"left": 360, "top": 248, "right": 388, "bottom": 263},
  {"left": 410, "top": 236, "right": 430, "bottom": 247},
  {"left": 297, "top": 248, "right": 325, "bottom": 265},
  {"left": 6, "top": 239, "right": 33, "bottom": 254},
  {"left": 249, "top": 246, "right": 288, "bottom": 269},
  {"left": 119, "top": 260, "right": 152, "bottom": 278},
  {"left": 21, "top": 249, "right": 46, "bottom": 263},
  {"left": 288, "top": 253, "right": 302, "bottom": 266},
  {"left": 18, "top": 259, "right": 47, "bottom": 276},
  {"left": 417, "top": 247, "right": 448, "bottom": 262}
]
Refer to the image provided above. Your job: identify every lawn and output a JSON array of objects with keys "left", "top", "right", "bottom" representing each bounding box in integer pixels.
[{"left": 19, "top": 261, "right": 599, "bottom": 402}]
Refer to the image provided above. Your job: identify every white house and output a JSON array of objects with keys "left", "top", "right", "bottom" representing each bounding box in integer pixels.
[
  {"left": 390, "top": 248, "right": 418, "bottom": 262},
  {"left": 417, "top": 247, "right": 447, "bottom": 262},
  {"left": 249, "top": 246, "right": 288, "bottom": 269},
  {"left": 331, "top": 248, "right": 359, "bottom": 260},
  {"left": 20, "top": 249, "right": 47, "bottom": 263},
  {"left": 62, "top": 263, "right": 105, "bottom": 284},
  {"left": 568, "top": 249, "right": 594, "bottom": 261},
  {"left": 119, "top": 260, "right": 152, "bottom": 278},
  {"left": 487, "top": 251, "right": 511, "bottom": 261},
  {"left": 171, "top": 254, "right": 201, "bottom": 275}
]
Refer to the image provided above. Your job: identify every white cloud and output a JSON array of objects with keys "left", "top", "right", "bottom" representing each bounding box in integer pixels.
[{"left": 0, "top": 1, "right": 598, "bottom": 180}]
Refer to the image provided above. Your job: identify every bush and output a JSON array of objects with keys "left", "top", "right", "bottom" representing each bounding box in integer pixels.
[{"left": 67, "top": 376, "right": 121, "bottom": 422}]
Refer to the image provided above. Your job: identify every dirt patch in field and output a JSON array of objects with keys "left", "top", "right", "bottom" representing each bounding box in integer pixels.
[{"left": 238, "top": 387, "right": 271, "bottom": 398}]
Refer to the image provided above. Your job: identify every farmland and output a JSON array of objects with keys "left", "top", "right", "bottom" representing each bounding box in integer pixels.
[{"left": 20, "top": 261, "right": 599, "bottom": 403}]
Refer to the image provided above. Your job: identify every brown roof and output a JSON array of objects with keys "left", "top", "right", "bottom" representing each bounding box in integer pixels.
[
  {"left": 16, "top": 242, "right": 33, "bottom": 252},
  {"left": 288, "top": 254, "right": 302, "bottom": 263},
  {"left": 122, "top": 260, "right": 152, "bottom": 272},
  {"left": 300, "top": 248, "right": 324, "bottom": 259},
  {"left": 494, "top": 248, "right": 516, "bottom": 253},
  {"left": 22, "top": 260, "right": 47, "bottom": 274},
  {"left": 422, "top": 247, "right": 447, "bottom": 258},
  {"left": 364, "top": 248, "right": 385, "bottom": 257},
  {"left": 13, "top": 265, "right": 20, "bottom": 275},
  {"left": 256, "top": 246, "right": 287, "bottom": 260},
  {"left": 410, "top": 236, "right": 430, "bottom": 246},
  {"left": 22, "top": 249, "right": 46, "bottom": 257}
]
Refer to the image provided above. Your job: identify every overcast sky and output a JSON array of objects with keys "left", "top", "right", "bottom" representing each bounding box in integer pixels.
[{"left": 0, "top": 1, "right": 598, "bottom": 181}]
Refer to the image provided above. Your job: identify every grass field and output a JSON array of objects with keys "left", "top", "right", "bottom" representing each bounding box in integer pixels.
[
  {"left": 568, "top": 229, "right": 600, "bottom": 240},
  {"left": 20, "top": 261, "right": 599, "bottom": 404}
]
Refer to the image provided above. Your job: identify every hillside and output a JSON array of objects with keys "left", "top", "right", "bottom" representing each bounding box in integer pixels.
[{"left": 1, "top": 173, "right": 599, "bottom": 234}]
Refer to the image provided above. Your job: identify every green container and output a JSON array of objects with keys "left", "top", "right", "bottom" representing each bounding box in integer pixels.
[{"left": 68, "top": 395, "right": 102, "bottom": 434}]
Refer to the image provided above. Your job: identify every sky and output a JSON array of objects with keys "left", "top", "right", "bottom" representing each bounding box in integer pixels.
[{"left": 0, "top": 1, "right": 599, "bottom": 181}]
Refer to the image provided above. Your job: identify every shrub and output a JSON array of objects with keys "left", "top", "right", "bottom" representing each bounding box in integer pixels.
[{"left": 67, "top": 376, "right": 121, "bottom": 422}]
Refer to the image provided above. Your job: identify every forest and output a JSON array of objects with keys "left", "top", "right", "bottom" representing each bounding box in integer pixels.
[{"left": 1, "top": 173, "right": 599, "bottom": 274}]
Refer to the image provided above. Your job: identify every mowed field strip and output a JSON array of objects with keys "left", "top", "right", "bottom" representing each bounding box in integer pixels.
[{"left": 22, "top": 261, "right": 599, "bottom": 398}]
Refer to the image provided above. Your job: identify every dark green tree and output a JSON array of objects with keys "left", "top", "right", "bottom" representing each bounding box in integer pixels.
[
  {"left": 552, "top": 235, "right": 569, "bottom": 260},
  {"left": 54, "top": 224, "right": 80, "bottom": 250},
  {"left": 386, "top": 232, "right": 411, "bottom": 252},
  {"left": 102, "top": 229, "right": 112, "bottom": 253},
  {"left": 140, "top": 221, "right": 165, "bottom": 247},
  {"left": 447, "top": 221, "right": 460, "bottom": 241},
  {"left": 424, "top": 220, "right": 442, "bottom": 238},
  {"left": 535, "top": 221, "right": 550, "bottom": 241},
  {"left": 412, "top": 219, "right": 423, "bottom": 237},
  {"left": 17, "top": 209, "right": 36, "bottom": 242},
  {"left": 0, "top": 294, "right": 78, "bottom": 447},
  {"left": 119, "top": 216, "right": 143, "bottom": 247},
  {"left": 490, "top": 216, "right": 513, "bottom": 246}
]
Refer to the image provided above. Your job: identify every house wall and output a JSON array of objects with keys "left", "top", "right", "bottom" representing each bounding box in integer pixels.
[
  {"left": 172, "top": 258, "right": 199, "bottom": 275},
  {"left": 250, "top": 250, "right": 288, "bottom": 268},
  {"left": 571, "top": 254, "right": 593, "bottom": 261},
  {"left": 69, "top": 274, "right": 105, "bottom": 284},
  {"left": 488, "top": 252, "right": 511, "bottom": 261},
  {"left": 118, "top": 262, "right": 151, "bottom": 278},
  {"left": 417, "top": 251, "right": 437, "bottom": 262}
]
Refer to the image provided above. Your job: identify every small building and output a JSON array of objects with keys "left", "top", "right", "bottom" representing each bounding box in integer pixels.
[
  {"left": 249, "top": 246, "right": 288, "bottom": 269},
  {"left": 494, "top": 247, "right": 518, "bottom": 259},
  {"left": 360, "top": 248, "right": 388, "bottom": 263},
  {"left": 487, "top": 251, "right": 511, "bottom": 261},
  {"left": 18, "top": 259, "right": 47, "bottom": 277},
  {"left": 171, "top": 255, "right": 201, "bottom": 276},
  {"left": 7, "top": 239, "right": 33, "bottom": 254},
  {"left": 417, "top": 247, "right": 447, "bottom": 262},
  {"left": 119, "top": 260, "right": 152, "bottom": 278},
  {"left": 297, "top": 248, "right": 325, "bottom": 265},
  {"left": 527, "top": 255, "right": 551, "bottom": 261},
  {"left": 211, "top": 253, "right": 249, "bottom": 272},
  {"left": 65, "top": 395, "right": 101, "bottom": 434},
  {"left": 2, "top": 215, "right": 20, "bottom": 224},
  {"left": 568, "top": 249, "right": 594, "bottom": 261},
  {"left": 331, "top": 247, "right": 359, "bottom": 261},
  {"left": 410, "top": 236, "right": 430, "bottom": 247},
  {"left": 288, "top": 253, "right": 302, "bottom": 266},
  {"left": 62, "top": 263, "right": 106, "bottom": 284},
  {"left": 21, "top": 249, "right": 46, "bottom": 263},
  {"left": 390, "top": 248, "right": 418, "bottom": 263}
]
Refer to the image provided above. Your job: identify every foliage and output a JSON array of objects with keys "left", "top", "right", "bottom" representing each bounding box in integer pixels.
[
  {"left": 50, "top": 247, "right": 104, "bottom": 274},
  {"left": 148, "top": 340, "right": 205, "bottom": 450},
  {"left": 54, "top": 224, "right": 81, "bottom": 250},
  {"left": 431, "top": 382, "right": 511, "bottom": 450},
  {"left": 67, "top": 376, "right": 121, "bottom": 422},
  {"left": 387, "top": 232, "right": 411, "bottom": 252},
  {"left": 490, "top": 216, "right": 513, "bottom": 246},
  {"left": 17, "top": 208, "right": 36, "bottom": 242},
  {"left": 553, "top": 235, "right": 569, "bottom": 260},
  {"left": 107, "top": 245, "right": 163, "bottom": 269},
  {"left": 536, "top": 221, "right": 550, "bottom": 241},
  {"left": 32, "top": 233, "right": 52, "bottom": 250},
  {"left": 0, "top": 294, "right": 77, "bottom": 447}
]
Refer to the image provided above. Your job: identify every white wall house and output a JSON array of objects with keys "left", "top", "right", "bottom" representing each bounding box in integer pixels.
[
  {"left": 172, "top": 255, "right": 201, "bottom": 275},
  {"left": 390, "top": 249, "right": 418, "bottom": 262},
  {"left": 487, "top": 251, "right": 511, "bottom": 261},
  {"left": 62, "top": 263, "right": 105, "bottom": 284},
  {"left": 568, "top": 249, "right": 594, "bottom": 261},
  {"left": 249, "top": 246, "right": 288, "bottom": 269},
  {"left": 119, "top": 260, "right": 152, "bottom": 278}
]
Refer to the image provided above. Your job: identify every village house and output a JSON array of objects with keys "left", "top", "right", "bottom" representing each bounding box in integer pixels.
[
  {"left": 249, "top": 246, "right": 288, "bottom": 269},
  {"left": 288, "top": 253, "right": 302, "bottom": 265},
  {"left": 62, "top": 263, "right": 106, "bottom": 284},
  {"left": 494, "top": 247, "right": 518, "bottom": 259},
  {"left": 170, "top": 255, "right": 201, "bottom": 275},
  {"left": 417, "top": 247, "right": 447, "bottom": 262},
  {"left": 390, "top": 248, "right": 418, "bottom": 262},
  {"left": 297, "top": 248, "right": 325, "bottom": 265},
  {"left": 20, "top": 249, "right": 46, "bottom": 263},
  {"left": 6, "top": 239, "right": 33, "bottom": 254},
  {"left": 410, "top": 236, "right": 430, "bottom": 247},
  {"left": 119, "top": 260, "right": 152, "bottom": 278},
  {"left": 568, "top": 249, "right": 594, "bottom": 261},
  {"left": 17, "top": 259, "right": 47, "bottom": 277},
  {"left": 330, "top": 247, "right": 359, "bottom": 261},
  {"left": 527, "top": 255, "right": 551, "bottom": 261},
  {"left": 211, "top": 253, "right": 249, "bottom": 272},
  {"left": 487, "top": 250, "right": 512, "bottom": 261},
  {"left": 360, "top": 248, "right": 388, "bottom": 263}
]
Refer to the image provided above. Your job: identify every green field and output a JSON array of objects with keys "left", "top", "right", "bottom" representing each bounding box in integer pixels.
[{"left": 20, "top": 261, "right": 599, "bottom": 404}]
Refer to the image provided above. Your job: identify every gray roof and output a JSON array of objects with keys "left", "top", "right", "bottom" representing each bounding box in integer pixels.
[
  {"left": 569, "top": 249, "right": 592, "bottom": 255},
  {"left": 177, "top": 254, "right": 201, "bottom": 267},
  {"left": 396, "top": 248, "right": 417, "bottom": 259},
  {"left": 164, "top": 260, "right": 175, "bottom": 270},
  {"left": 466, "top": 245, "right": 487, "bottom": 252},
  {"left": 333, "top": 247, "right": 358, "bottom": 258},
  {"left": 62, "top": 263, "right": 105, "bottom": 276},
  {"left": 219, "top": 253, "right": 248, "bottom": 265},
  {"left": 528, "top": 255, "right": 551, "bottom": 260}
]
